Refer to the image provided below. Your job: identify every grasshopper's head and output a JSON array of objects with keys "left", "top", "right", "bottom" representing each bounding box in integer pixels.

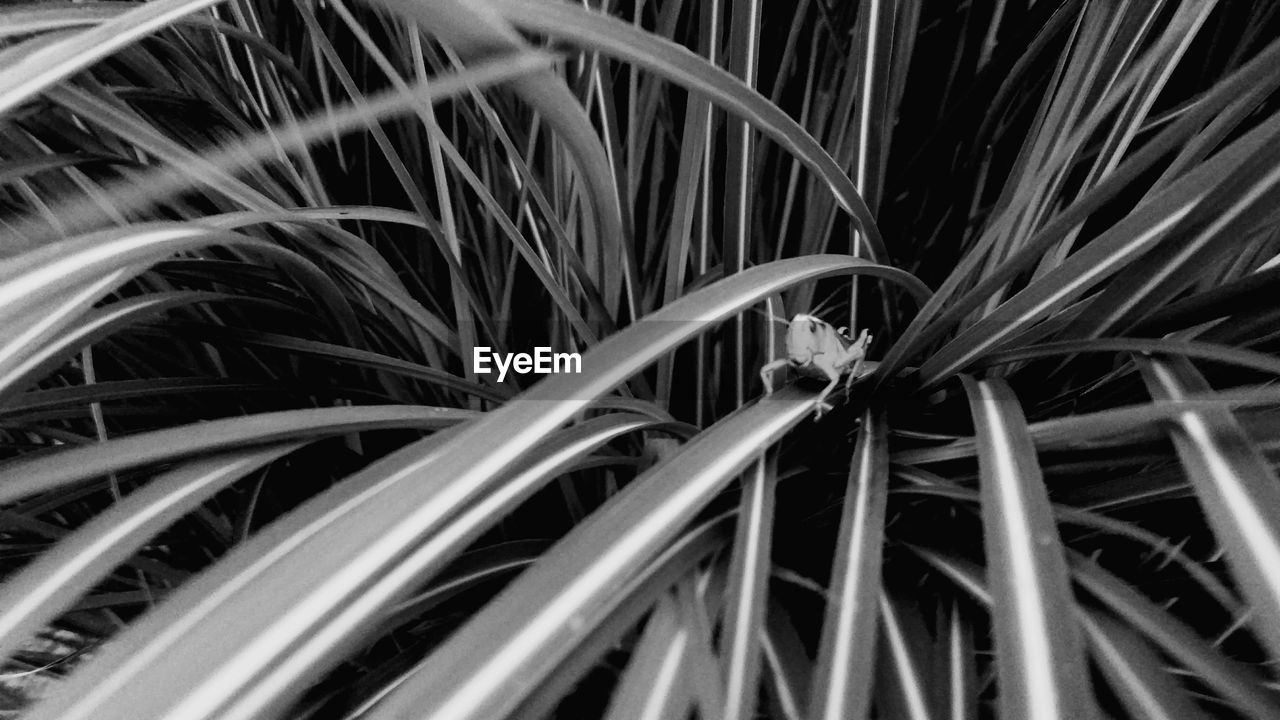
[{"left": 784, "top": 314, "right": 826, "bottom": 366}]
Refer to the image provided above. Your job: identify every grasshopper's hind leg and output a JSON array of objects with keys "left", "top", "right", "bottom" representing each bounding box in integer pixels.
[
  {"left": 845, "top": 357, "right": 865, "bottom": 393},
  {"left": 841, "top": 331, "right": 873, "bottom": 393},
  {"left": 759, "top": 359, "right": 790, "bottom": 395},
  {"left": 813, "top": 369, "right": 841, "bottom": 419}
]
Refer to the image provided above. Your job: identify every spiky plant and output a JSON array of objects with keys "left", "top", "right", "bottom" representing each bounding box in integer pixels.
[{"left": 3, "top": 1, "right": 1280, "bottom": 718}]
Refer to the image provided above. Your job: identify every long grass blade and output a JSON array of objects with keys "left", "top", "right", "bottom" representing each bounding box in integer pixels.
[
  {"left": 0, "top": 0, "right": 222, "bottom": 117},
  {"left": 1137, "top": 356, "right": 1280, "bottom": 660},
  {"left": 874, "top": 591, "right": 934, "bottom": 720},
  {"left": 23, "top": 257, "right": 922, "bottom": 720},
  {"left": 1080, "top": 611, "right": 1210, "bottom": 720},
  {"left": 366, "top": 0, "right": 637, "bottom": 320},
  {"left": 0, "top": 405, "right": 470, "bottom": 505},
  {"left": 601, "top": 593, "right": 693, "bottom": 720},
  {"left": 808, "top": 408, "right": 889, "bottom": 720},
  {"left": 1069, "top": 553, "right": 1280, "bottom": 720},
  {"left": 362, "top": 385, "right": 819, "bottom": 720},
  {"left": 962, "top": 376, "right": 1096, "bottom": 720},
  {"left": 509, "top": 518, "right": 732, "bottom": 720},
  {"left": 721, "top": 454, "right": 776, "bottom": 720},
  {"left": 914, "top": 547, "right": 1280, "bottom": 719},
  {"left": 489, "top": 0, "right": 886, "bottom": 260},
  {"left": 0, "top": 443, "right": 300, "bottom": 663}
]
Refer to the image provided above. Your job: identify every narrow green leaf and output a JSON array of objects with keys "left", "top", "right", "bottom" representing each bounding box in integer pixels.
[
  {"left": 0, "top": 405, "right": 472, "bottom": 506},
  {"left": 808, "top": 408, "right": 889, "bottom": 720},
  {"left": 25, "top": 257, "right": 926, "bottom": 720},
  {"left": 0, "top": 0, "right": 221, "bottom": 117},
  {"left": 894, "top": 483, "right": 1243, "bottom": 614},
  {"left": 720, "top": 0, "right": 764, "bottom": 404},
  {"left": 874, "top": 591, "right": 934, "bottom": 720},
  {"left": 489, "top": 0, "right": 886, "bottom": 261},
  {"left": 601, "top": 593, "right": 692, "bottom": 720},
  {"left": 914, "top": 547, "right": 1280, "bottom": 720},
  {"left": 1070, "top": 553, "right": 1280, "bottom": 720},
  {"left": 366, "top": 0, "right": 638, "bottom": 320},
  {"left": 510, "top": 518, "right": 732, "bottom": 720},
  {"left": 0, "top": 224, "right": 362, "bottom": 384},
  {"left": 1080, "top": 611, "right": 1210, "bottom": 720},
  {"left": 761, "top": 600, "right": 811, "bottom": 720},
  {"left": 977, "top": 337, "right": 1280, "bottom": 378},
  {"left": 721, "top": 454, "right": 776, "bottom": 720},
  {"left": 2, "top": 378, "right": 310, "bottom": 421},
  {"left": 963, "top": 375, "right": 1096, "bottom": 720},
  {"left": 1064, "top": 116, "right": 1280, "bottom": 339},
  {"left": 937, "top": 599, "right": 977, "bottom": 720},
  {"left": 4, "top": 51, "right": 556, "bottom": 250},
  {"left": 882, "top": 51, "right": 1280, "bottom": 385},
  {"left": 0, "top": 443, "right": 300, "bottom": 664},
  {"left": 0, "top": 291, "right": 278, "bottom": 404},
  {"left": 1138, "top": 356, "right": 1280, "bottom": 660},
  {"left": 654, "top": 63, "right": 713, "bottom": 402},
  {"left": 363, "top": 385, "right": 819, "bottom": 720}
]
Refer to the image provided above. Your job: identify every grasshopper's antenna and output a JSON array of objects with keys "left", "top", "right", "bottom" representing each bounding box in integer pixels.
[
  {"left": 747, "top": 306, "right": 790, "bottom": 326},
  {"left": 809, "top": 290, "right": 842, "bottom": 319}
]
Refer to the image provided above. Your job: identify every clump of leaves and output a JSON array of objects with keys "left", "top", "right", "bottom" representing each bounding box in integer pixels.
[{"left": 3, "top": 1, "right": 1280, "bottom": 719}]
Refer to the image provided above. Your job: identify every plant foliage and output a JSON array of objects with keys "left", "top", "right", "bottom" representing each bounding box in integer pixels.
[{"left": 3, "top": 1, "right": 1280, "bottom": 718}]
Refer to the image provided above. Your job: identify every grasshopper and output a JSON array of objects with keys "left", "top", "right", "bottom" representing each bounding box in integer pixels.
[{"left": 760, "top": 314, "right": 872, "bottom": 418}]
